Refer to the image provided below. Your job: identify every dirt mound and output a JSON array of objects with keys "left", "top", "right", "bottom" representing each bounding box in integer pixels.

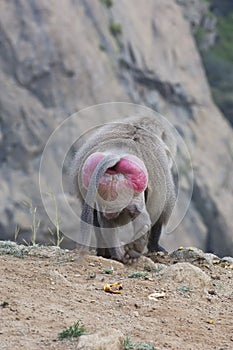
[{"left": 0, "top": 242, "right": 233, "bottom": 350}]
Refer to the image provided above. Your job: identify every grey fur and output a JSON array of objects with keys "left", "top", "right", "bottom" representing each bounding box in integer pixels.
[{"left": 72, "top": 115, "right": 177, "bottom": 263}]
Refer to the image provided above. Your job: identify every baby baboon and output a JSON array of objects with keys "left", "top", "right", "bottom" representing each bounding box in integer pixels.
[{"left": 72, "top": 115, "right": 177, "bottom": 263}]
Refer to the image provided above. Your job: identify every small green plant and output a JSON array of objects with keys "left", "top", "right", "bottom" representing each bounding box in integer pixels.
[
  {"left": 99, "top": 43, "right": 106, "bottom": 51},
  {"left": 128, "top": 271, "right": 148, "bottom": 279},
  {"left": 123, "top": 336, "right": 136, "bottom": 350},
  {"left": 123, "top": 337, "right": 155, "bottom": 350},
  {"left": 58, "top": 320, "right": 86, "bottom": 340},
  {"left": 144, "top": 264, "right": 164, "bottom": 274},
  {"left": 144, "top": 264, "right": 153, "bottom": 272},
  {"left": 14, "top": 226, "right": 20, "bottom": 241},
  {"left": 178, "top": 285, "right": 192, "bottom": 294},
  {"left": 0, "top": 241, "right": 29, "bottom": 258},
  {"left": 46, "top": 192, "right": 64, "bottom": 247},
  {"left": 109, "top": 22, "right": 122, "bottom": 37},
  {"left": 137, "top": 343, "right": 155, "bottom": 350},
  {"left": 194, "top": 26, "right": 206, "bottom": 46},
  {"left": 213, "top": 12, "right": 233, "bottom": 63},
  {"left": 101, "top": 266, "right": 114, "bottom": 274},
  {"left": 22, "top": 200, "right": 40, "bottom": 245},
  {"left": 213, "top": 282, "right": 224, "bottom": 292},
  {"left": 0, "top": 301, "right": 9, "bottom": 308},
  {"left": 100, "top": 0, "right": 113, "bottom": 8}
]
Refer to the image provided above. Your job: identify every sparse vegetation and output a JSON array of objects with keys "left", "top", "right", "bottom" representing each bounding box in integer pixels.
[
  {"left": 209, "top": 11, "right": 233, "bottom": 120},
  {"left": 137, "top": 344, "right": 155, "bottom": 350},
  {"left": 100, "top": 0, "right": 122, "bottom": 49},
  {"left": 143, "top": 264, "right": 153, "bottom": 272},
  {"left": 0, "top": 301, "right": 9, "bottom": 308},
  {"left": 194, "top": 6, "right": 233, "bottom": 125},
  {"left": 194, "top": 26, "right": 206, "bottom": 45},
  {"left": 144, "top": 264, "right": 164, "bottom": 274},
  {"left": 58, "top": 320, "right": 86, "bottom": 340},
  {"left": 99, "top": 43, "right": 106, "bottom": 51},
  {"left": 22, "top": 200, "right": 40, "bottom": 245},
  {"left": 14, "top": 226, "right": 20, "bottom": 241},
  {"left": 46, "top": 192, "right": 64, "bottom": 247},
  {"left": 0, "top": 241, "right": 29, "bottom": 258},
  {"left": 18, "top": 193, "right": 64, "bottom": 250},
  {"left": 123, "top": 337, "right": 136, "bottom": 349},
  {"left": 109, "top": 22, "right": 122, "bottom": 37},
  {"left": 101, "top": 266, "right": 114, "bottom": 274},
  {"left": 203, "top": 50, "right": 233, "bottom": 124},
  {"left": 122, "top": 337, "right": 155, "bottom": 350},
  {"left": 100, "top": 0, "right": 113, "bottom": 9},
  {"left": 178, "top": 285, "right": 192, "bottom": 294},
  {"left": 128, "top": 271, "right": 148, "bottom": 279},
  {"left": 213, "top": 12, "right": 233, "bottom": 63}
]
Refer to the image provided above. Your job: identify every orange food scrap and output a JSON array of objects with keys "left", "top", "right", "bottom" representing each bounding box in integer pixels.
[
  {"left": 207, "top": 319, "right": 214, "bottom": 324},
  {"left": 103, "top": 282, "right": 123, "bottom": 294}
]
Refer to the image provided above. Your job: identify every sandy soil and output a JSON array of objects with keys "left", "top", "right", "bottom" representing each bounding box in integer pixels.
[{"left": 0, "top": 242, "right": 233, "bottom": 350}]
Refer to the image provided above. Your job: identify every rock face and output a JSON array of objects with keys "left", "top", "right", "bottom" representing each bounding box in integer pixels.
[
  {"left": 178, "top": 0, "right": 233, "bottom": 127},
  {"left": 176, "top": 0, "right": 217, "bottom": 50},
  {"left": 0, "top": 0, "right": 232, "bottom": 256}
]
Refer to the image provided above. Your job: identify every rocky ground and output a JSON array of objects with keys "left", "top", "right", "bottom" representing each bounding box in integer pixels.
[
  {"left": 0, "top": 241, "right": 233, "bottom": 350},
  {"left": 1, "top": 0, "right": 233, "bottom": 258}
]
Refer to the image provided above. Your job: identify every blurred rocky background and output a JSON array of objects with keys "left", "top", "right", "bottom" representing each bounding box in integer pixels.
[{"left": 0, "top": 0, "right": 232, "bottom": 256}]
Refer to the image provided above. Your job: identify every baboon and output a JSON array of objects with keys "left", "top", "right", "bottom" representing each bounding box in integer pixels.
[{"left": 72, "top": 115, "right": 177, "bottom": 263}]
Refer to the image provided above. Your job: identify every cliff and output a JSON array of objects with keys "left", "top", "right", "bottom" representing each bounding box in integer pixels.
[{"left": 0, "top": 0, "right": 232, "bottom": 255}]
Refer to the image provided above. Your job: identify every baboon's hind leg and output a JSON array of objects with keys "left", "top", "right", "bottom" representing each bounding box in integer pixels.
[
  {"left": 147, "top": 217, "right": 167, "bottom": 253},
  {"left": 94, "top": 209, "right": 111, "bottom": 258}
]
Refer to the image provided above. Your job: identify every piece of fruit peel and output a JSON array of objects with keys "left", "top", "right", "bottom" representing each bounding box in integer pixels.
[{"left": 103, "top": 282, "right": 123, "bottom": 294}]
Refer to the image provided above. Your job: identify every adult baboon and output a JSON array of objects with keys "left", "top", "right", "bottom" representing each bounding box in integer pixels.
[{"left": 72, "top": 115, "right": 177, "bottom": 263}]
